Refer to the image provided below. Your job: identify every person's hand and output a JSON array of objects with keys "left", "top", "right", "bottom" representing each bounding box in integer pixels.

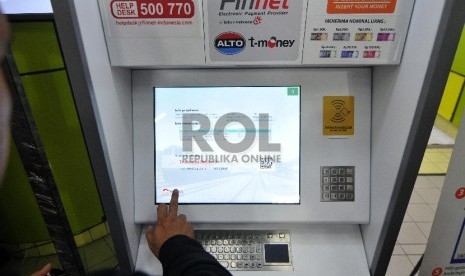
[
  {"left": 30, "top": 263, "right": 52, "bottom": 276},
  {"left": 146, "top": 189, "right": 194, "bottom": 259}
]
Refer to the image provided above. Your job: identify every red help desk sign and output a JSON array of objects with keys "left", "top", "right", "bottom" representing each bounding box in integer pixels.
[{"left": 110, "top": 0, "right": 195, "bottom": 19}]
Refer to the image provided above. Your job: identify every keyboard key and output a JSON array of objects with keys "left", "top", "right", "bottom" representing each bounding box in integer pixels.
[{"left": 219, "top": 261, "right": 229, "bottom": 268}]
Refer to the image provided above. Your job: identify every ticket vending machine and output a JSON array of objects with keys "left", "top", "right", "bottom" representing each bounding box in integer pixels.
[{"left": 51, "top": 0, "right": 465, "bottom": 275}]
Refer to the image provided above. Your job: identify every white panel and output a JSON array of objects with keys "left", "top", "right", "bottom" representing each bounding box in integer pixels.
[
  {"left": 97, "top": 0, "right": 205, "bottom": 66},
  {"left": 361, "top": 0, "right": 447, "bottom": 267},
  {"left": 1, "top": 0, "right": 52, "bottom": 14},
  {"left": 133, "top": 68, "right": 371, "bottom": 224},
  {"left": 302, "top": 0, "right": 414, "bottom": 65},
  {"left": 72, "top": 0, "right": 141, "bottom": 266},
  {"left": 136, "top": 224, "right": 370, "bottom": 276},
  {"left": 204, "top": 0, "right": 308, "bottom": 66}
]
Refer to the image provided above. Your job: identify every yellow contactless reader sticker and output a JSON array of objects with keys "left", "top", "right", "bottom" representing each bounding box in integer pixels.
[{"left": 323, "top": 96, "right": 354, "bottom": 136}]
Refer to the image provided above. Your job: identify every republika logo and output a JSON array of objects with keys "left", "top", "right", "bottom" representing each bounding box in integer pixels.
[{"left": 214, "top": 32, "right": 246, "bottom": 55}]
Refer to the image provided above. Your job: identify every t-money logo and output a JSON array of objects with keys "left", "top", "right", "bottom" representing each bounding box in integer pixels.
[
  {"left": 248, "top": 36, "right": 295, "bottom": 48},
  {"left": 214, "top": 32, "right": 246, "bottom": 55}
]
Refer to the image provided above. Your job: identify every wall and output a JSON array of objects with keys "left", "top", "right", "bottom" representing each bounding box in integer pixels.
[
  {"left": 438, "top": 25, "right": 465, "bottom": 127},
  {"left": 0, "top": 21, "right": 104, "bottom": 243}
]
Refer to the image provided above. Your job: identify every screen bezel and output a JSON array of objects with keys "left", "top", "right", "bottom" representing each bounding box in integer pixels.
[{"left": 133, "top": 68, "right": 371, "bottom": 224}]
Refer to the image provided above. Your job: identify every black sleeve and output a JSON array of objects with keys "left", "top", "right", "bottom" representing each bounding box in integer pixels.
[{"left": 159, "top": 235, "right": 232, "bottom": 276}]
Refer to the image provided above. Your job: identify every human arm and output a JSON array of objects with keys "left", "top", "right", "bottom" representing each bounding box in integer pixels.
[
  {"left": 30, "top": 263, "right": 52, "bottom": 276},
  {"left": 146, "top": 190, "right": 231, "bottom": 276}
]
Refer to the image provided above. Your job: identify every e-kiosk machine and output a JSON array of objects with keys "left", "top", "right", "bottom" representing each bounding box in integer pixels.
[{"left": 51, "top": 0, "right": 465, "bottom": 275}]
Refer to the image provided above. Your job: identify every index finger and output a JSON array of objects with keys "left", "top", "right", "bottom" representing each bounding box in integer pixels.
[
  {"left": 157, "top": 203, "right": 167, "bottom": 223},
  {"left": 168, "top": 189, "right": 179, "bottom": 217}
]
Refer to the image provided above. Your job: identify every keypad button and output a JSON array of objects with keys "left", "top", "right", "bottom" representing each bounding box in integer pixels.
[
  {"left": 331, "top": 185, "right": 338, "bottom": 191},
  {"left": 346, "top": 185, "right": 354, "bottom": 192},
  {"left": 331, "top": 193, "right": 338, "bottom": 200},
  {"left": 323, "top": 176, "right": 330, "bottom": 183},
  {"left": 331, "top": 168, "right": 338, "bottom": 175},
  {"left": 338, "top": 193, "right": 345, "bottom": 200},
  {"left": 323, "top": 168, "right": 330, "bottom": 175},
  {"left": 338, "top": 168, "right": 346, "bottom": 175},
  {"left": 219, "top": 261, "right": 229, "bottom": 268},
  {"left": 338, "top": 185, "right": 346, "bottom": 191},
  {"left": 347, "top": 193, "right": 354, "bottom": 200},
  {"left": 323, "top": 192, "right": 330, "bottom": 200},
  {"left": 346, "top": 177, "right": 353, "bottom": 183},
  {"left": 331, "top": 177, "right": 338, "bottom": 183},
  {"left": 338, "top": 177, "right": 345, "bottom": 183}
]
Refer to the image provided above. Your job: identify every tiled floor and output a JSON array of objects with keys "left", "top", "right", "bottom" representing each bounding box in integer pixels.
[
  {"left": 386, "top": 123, "right": 456, "bottom": 276},
  {"left": 386, "top": 175, "right": 445, "bottom": 276},
  {"left": 419, "top": 148, "right": 453, "bottom": 174}
]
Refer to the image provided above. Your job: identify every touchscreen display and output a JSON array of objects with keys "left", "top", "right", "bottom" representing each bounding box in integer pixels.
[{"left": 154, "top": 86, "right": 300, "bottom": 204}]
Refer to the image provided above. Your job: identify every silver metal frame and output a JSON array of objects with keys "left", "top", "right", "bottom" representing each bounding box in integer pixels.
[
  {"left": 370, "top": 1, "right": 465, "bottom": 275},
  {"left": 51, "top": 0, "right": 135, "bottom": 272}
]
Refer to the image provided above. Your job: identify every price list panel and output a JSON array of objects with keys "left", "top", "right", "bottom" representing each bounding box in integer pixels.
[{"left": 303, "top": 0, "right": 414, "bottom": 65}]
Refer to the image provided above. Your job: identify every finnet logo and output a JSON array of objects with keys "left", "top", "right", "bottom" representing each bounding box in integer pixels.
[{"left": 220, "top": 0, "right": 289, "bottom": 10}]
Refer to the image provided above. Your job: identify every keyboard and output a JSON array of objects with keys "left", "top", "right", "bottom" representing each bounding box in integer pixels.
[{"left": 195, "top": 230, "right": 293, "bottom": 271}]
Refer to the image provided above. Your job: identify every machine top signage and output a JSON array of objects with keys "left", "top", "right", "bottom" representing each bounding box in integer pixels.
[{"left": 99, "top": 0, "right": 415, "bottom": 66}]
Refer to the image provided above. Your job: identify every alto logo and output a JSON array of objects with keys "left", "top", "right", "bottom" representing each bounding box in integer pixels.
[
  {"left": 248, "top": 36, "right": 295, "bottom": 48},
  {"left": 214, "top": 32, "right": 246, "bottom": 55}
]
